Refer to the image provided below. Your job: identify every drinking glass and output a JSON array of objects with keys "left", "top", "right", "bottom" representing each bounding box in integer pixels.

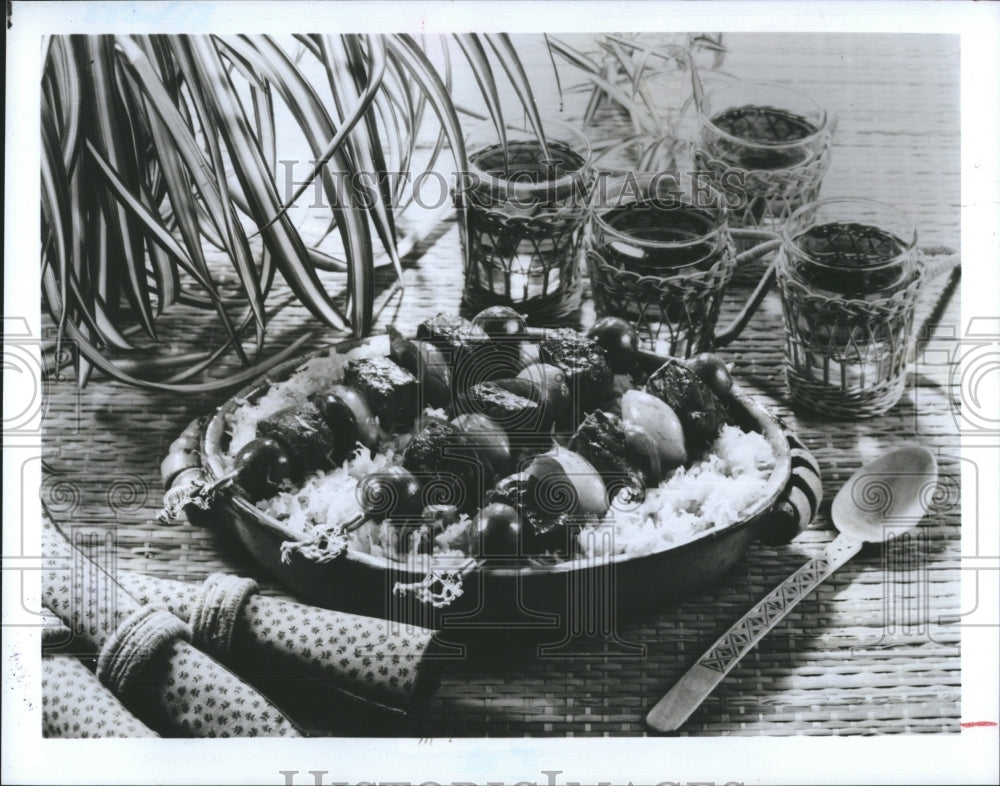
[
  {"left": 458, "top": 119, "right": 593, "bottom": 325},
  {"left": 587, "top": 173, "right": 775, "bottom": 358},
  {"left": 695, "top": 80, "right": 835, "bottom": 282},
  {"left": 776, "top": 198, "right": 921, "bottom": 417}
]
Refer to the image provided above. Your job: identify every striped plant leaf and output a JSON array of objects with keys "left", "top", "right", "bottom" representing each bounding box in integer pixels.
[
  {"left": 242, "top": 34, "right": 390, "bottom": 257},
  {"left": 115, "top": 35, "right": 268, "bottom": 353},
  {"left": 85, "top": 141, "right": 233, "bottom": 300},
  {"left": 174, "top": 36, "right": 268, "bottom": 351},
  {"left": 483, "top": 34, "right": 549, "bottom": 159},
  {"left": 78, "top": 36, "right": 158, "bottom": 338},
  {"left": 385, "top": 35, "right": 467, "bottom": 173},
  {"left": 417, "top": 36, "right": 453, "bottom": 190},
  {"left": 42, "top": 33, "right": 555, "bottom": 389},
  {"left": 40, "top": 103, "right": 72, "bottom": 341},
  {"left": 454, "top": 34, "right": 507, "bottom": 167},
  {"left": 339, "top": 34, "right": 403, "bottom": 280},
  {"left": 43, "top": 259, "right": 316, "bottom": 393},
  {"left": 43, "top": 35, "right": 81, "bottom": 173},
  {"left": 212, "top": 34, "right": 360, "bottom": 333}
]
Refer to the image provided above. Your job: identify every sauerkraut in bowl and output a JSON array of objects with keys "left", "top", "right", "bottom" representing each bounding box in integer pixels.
[{"left": 222, "top": 337, "right": 776, "bottom": 569}]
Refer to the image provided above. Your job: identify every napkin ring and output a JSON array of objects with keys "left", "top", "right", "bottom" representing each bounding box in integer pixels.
[
  {"left": 96, "top": 606, "right": 191, "bottom": 695},
  {"left": 189, "top": 573, "right": 259, "bottom": 657}
]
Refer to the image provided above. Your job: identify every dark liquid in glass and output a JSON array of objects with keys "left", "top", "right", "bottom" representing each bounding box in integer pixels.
[
  {"left": 709, "top": 105, "right": 819, "bottom": 169},
  {"left": 467, "top": 139, "right": 588, "bottom": 204},
  {"left": 792, "top": 221, "right": 911, "bottom": 298},
  {"left": 462, "top": 139, "right": 590, "bottom": 322},
  {"left": 596, "top": 203, "right": 722, "bottom": 275}
]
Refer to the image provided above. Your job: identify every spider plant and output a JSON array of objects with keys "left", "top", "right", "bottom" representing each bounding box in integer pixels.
[
  {"left": 41, "top": 33, "right": 547, "bottom": 392},
  {"left": 546, "top": 33, "right": 726, "bottom": 170}
]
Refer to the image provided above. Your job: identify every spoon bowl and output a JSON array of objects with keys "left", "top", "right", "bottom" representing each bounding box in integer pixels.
[{"left": 831, "top": 446, "right": 938, "bottom": 543}]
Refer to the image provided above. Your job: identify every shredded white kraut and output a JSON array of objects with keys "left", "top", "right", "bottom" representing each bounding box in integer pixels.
[
  {"left": 227, "top": 342, "right": 776, "bottom": 566},
  {"left": 257, "top": 445, "right": 394, "bottom": 538},
  {"left": 577, "top": 424, "right": 775, "bottom": 559}
]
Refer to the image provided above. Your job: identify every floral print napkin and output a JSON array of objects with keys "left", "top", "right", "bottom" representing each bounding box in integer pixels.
[
  {"left": 41, "top": 513, "right": 301, "bottom": 737},
  {"left": 42, "top": 653, "right": 160, "bottom": 738},
  {"left": 42, "top": 613, "right": 158, "bottom": 738},
  {"left": 118, "top": 571, "right": 440, "bottom": 712}
]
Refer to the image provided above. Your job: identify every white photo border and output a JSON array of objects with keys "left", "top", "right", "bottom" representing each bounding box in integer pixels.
[{"left": 4, "top": 2, "right": 998, "bottom": 784}]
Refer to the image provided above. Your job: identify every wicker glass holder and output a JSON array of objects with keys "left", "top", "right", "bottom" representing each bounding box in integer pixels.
[
  {"left": 458, "top": 120, "right": 593, "bottom": 325},
  {"left": 587, "top": 244, "right": 736, "bottom": 359},
  {"left": 778, "top": 269, "right": 923, "bottom": 418},
  {"left": 776, "top": 198, "right": 924, "bottom": 418},
  {"left": 585, "top": 174, "right": 780, "bottom": 358},
  {"left": 695, "top": 81, "right": 835, "bottom": 284},
  {"left": 460, "top": 202, "right": 590, "bottom": 322}
]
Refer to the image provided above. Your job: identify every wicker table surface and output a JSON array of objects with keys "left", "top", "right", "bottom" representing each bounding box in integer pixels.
[{"left": 39, "top": 33, "right": 964, "bottom": 737}]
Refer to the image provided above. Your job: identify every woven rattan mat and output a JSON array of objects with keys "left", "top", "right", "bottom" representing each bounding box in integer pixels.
[{"left": 40, "top": 34, "right": 962, "bottom": 736}]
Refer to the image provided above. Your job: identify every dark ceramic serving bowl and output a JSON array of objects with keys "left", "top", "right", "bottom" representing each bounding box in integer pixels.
[{"left": 181, "top": 336, "right": 816, "bottom": 635}]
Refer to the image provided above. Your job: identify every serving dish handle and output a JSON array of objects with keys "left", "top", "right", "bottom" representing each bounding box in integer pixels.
[{"left": 756, "top": 429, "right": 822, "bottom": 545}]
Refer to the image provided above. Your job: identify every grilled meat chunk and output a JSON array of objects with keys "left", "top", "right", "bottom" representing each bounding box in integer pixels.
[
  {"left": 402, "top": 420, "right": 484, "bottom": 513},
  {"left": 486, "top": 471, "right": 532, "bottom": 510},
  {"left": 457, "top": 381, "right": 546, "bottom": 435},
  {"left": 415, "top": 312, "right": 495, "bottom": 390},
  {"left": 485, "top": 472, "right": 580, "bottom": 554},
  {"left": 343, "top": 355, "right": 419, "bottom": 433},
  {"left": 256, "top": 402, "right": 336, "bottom": 480},
  {"left": 539, "top": 328, "right": 614, "bottom": 416},
  {"left": 416, "top": 312, "right": 490, "bottom": 351},
  {"left": 645, "top": 360, "right": 728, "bottom": 453},
  {"left": 569, "top": 410, "right": 646, "bottom": 501}
]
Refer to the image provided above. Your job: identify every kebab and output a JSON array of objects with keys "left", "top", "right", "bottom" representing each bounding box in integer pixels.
[{"left": 174, "top": 309, "right": 735, "bottom": 568}]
